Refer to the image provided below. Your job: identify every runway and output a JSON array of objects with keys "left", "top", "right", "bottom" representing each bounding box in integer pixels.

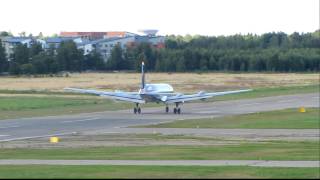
[
  {"left": 0, "top": 160, "right": 318, "bottom": 167},
  {"left": 0, "top": 93, "right": 319, "bottom": 142}
]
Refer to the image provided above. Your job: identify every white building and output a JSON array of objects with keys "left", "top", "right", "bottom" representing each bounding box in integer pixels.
[
  {"left": 1, "top": 34, "right": 166, "bottom": 63},
  {"left": 77, "top": 42, "right": 95, "bottom": 55},
  {"left": 92, "top": 35, "right": 165, "bottom": 61},
  {"left": 1, "top": 37, "right": 33, "bottom": 58},
  {"left": 44, "top": 37, "right": 77, "bottom": 50}
]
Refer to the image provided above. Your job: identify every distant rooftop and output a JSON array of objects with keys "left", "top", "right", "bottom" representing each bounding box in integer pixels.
[
  {"left": 45, "top": 37, "right": 75, "bottom": 43},
  {"left": 138, "top": 29, "right": 158, "bottom": 36},
  {"left": 3, "top": 37, "right": 32, "bottom": 43},
  {"left": 60, "top": 31, "right": 139, "bottom": 39},
  {"left": 90, "top": 37, "right": 125, "bottom": 45}
]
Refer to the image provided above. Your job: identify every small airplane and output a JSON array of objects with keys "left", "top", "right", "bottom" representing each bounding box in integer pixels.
[{"left": 65, "top": 62, "right": 252, "bottom": 114}]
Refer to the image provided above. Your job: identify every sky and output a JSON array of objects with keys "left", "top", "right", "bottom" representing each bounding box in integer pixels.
[{"left": 0, "top": 0, "right": 318, "bottom": 36}]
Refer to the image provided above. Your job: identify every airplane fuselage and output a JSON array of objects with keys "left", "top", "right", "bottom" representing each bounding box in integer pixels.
[
  {"left": 65, "top": 61, "right": 252, "bottom": 114},
  {"left": 143, "top": 83, "right": 174, "bottom": 93},
  {"left": 139, "top": 83, "right": 175, "bottom": 103}
]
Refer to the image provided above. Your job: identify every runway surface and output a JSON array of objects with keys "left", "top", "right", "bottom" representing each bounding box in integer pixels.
[
  {"left": 0, "top": 93, "right": 319, "bottom": 142},
  {"left": 0, "top": 160, "right": 318, "bottom": 167}
]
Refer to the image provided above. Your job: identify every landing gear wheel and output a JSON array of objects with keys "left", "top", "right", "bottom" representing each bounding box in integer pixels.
[
  {"left": 177, "top": 108, "right": 181, "bottom": 114},
  {"left": 166, "top": 106, "right": 169, "bottom": 113},
  {"left": 174, "top": 108, "right": 177, "bottom": 114},
  {"left": 134, "top": 103, "right": 141, "bottom": 114}
]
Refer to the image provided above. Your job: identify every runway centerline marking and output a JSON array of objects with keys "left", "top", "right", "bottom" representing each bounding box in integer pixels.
[
  {"left": 61, "top": 118, "right": 100, "bottom": 124},
  {"left": 277, "top": 100, "right": 295, "bottom": 103},
  {"left": 0, "top": 132, "right": 77, "bottom": 142},
  {"left": 241, "top": 103, "right": 261, "bottom": 106},
  {"left": 0, "top": 125, "right": 21, "bottom": 129},
  {"left": 197, "top": 111, "right": 220, "bottom": 114}
]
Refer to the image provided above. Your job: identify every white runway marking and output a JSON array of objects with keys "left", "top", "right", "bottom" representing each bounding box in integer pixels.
[
  {"left": 0, "top": 160, "right": 318, "bottom": 167},
  {"left": 61, "top": 118, "right": 100, "bottom": 124},
  {"left": 277, "top": 100, "right": 295, "bottom": 103},
  {"left": 241, "top": 103, "right": 261, "bottom": 106},
  {"left": 0, "top": 132, "right": 77, "bottom": 142},
  {"left": 0, "top": 135, "right": 10, "bottom": 137},
  {"left": 197, "top": 111, "right": 220, "bottom": 114},
  {"left": 0, "top": 125, "right": 21, "bottom": 129}
]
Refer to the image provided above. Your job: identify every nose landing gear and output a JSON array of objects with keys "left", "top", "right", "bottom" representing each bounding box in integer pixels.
[{"left": 165, "top": 106, "right": 169, "bottom": 113}]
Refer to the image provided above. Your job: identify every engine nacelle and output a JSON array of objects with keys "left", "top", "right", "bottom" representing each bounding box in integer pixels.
[{"left": 161, "top": 96, "right": 168, "bottom": 102}]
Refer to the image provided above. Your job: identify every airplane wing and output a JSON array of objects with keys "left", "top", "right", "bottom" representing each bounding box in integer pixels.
[
  {"left": 64, "top": 88, "right": 145, "bottom": 103},
  {"left": 165, "top": 89, "right": 252, "bottom": 103}
]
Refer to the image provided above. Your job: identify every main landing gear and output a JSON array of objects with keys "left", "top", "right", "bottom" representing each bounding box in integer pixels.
[
  {"left": 173, "top": 103, "right": 181, "bottom": 114},
  {"left": 134, "top": 103, "right": 141, "bottom": 114},
  {"left": 165, "top": 103, "right": 181, "bottom": 114},
  {"left": 134, "top": 103, "right": 182, "bottom": 114}
]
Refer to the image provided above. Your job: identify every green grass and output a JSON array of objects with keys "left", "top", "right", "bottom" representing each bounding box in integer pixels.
[
  {"left": 0, "top": 165, "right": 318, "bottom": 179},
  {"left": 1, "top": 141, "right": 318, "bottom": 160},
  {"left": 0, "top": 84, "right": 318, "bottom": 120},
  {"left": 1, "top": 84, "right": 318, "bottom": 98},
  {"left": 0, "top": 96, "right": 104, "bottom": 111},
  {"left": 140, "top": 108, "right": 320, "bottom": 129},
  {"left": 0, "top": 89, "right": 83, "bottom": 95},
  {"left": 211, "top": 84, "right": 319, "bottom": 102},
  {"left": 0, "top": 96, "right": 134, "bottom": 120}
]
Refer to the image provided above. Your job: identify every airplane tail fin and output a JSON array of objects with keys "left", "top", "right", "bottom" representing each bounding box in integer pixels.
[{"left": 141, "top": 61, "right": 145, "bottom": 89}]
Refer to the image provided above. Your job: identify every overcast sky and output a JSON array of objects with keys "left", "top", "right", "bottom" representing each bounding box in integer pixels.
[{"left": 0, "top": 0, "right": 318, "bottom": 36}]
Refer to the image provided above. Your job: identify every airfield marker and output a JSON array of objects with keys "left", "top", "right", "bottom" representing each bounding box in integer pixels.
[
  {"left": 299, "top": 107, "right": 306, "bottom": 113},
  {"left": 50, "top": 137, "right": 59, "bottom": 143}
]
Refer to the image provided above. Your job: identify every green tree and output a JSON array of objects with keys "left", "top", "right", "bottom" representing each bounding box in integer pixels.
[
  {"left": 0, "top": 40, "right": 7, "bottom": 72},
  {"left": 208, "top": 56, "right": 218, "bottom": 70},
  {"left": 12, "top": 44, "right": 30, "bottom": 65},
  {"left": 30, "top": 42, "right": 43, "bottom": 57},
  {"left": 199, "top": 58, "right": 208, "bottom": 71},
  {"left": 31, "top": 52, "right": 49, "bottom": 74},
  {"left": 20, "top": 63, "right": 35, "bottom": 74},
  {"left": 9, "top": 61, "right": 21, "bottom": 75},
  {"left": 106, "top": 44, "right": 124, "bottom": 70},
  {"left": 176, "top": 56, "right": 186, "bottom": 72},
  {"left": 0, "top": 31, "right": 12, "bottom": 37},
  {"left": 56, "top": 41, "right": 84, "bottom": 72},
  {"left": 84, "top": 50, "right": 105, "bottom": 70}
]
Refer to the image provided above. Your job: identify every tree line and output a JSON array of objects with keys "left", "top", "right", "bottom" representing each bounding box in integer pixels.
[
  {"left": 107, "top": 31, "right": 320, "bottom": 72},
  {"left": 0, "top": 40, "right": 105, "bottom": 75},
  {"left": 0, "top": 30, "right": 319, "bottom": 75}
]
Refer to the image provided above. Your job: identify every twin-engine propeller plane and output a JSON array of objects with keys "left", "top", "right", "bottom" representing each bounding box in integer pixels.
[{"left": 65, "top": 62, "right": 252, "bottom": 114}]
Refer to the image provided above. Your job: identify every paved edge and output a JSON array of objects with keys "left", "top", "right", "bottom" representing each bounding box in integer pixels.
[{"left": 0, "top": 160, "right": 318, "bottom": 167}]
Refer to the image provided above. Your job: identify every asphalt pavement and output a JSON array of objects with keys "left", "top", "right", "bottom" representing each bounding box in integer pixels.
[{"left": 0, "top": 93, "right": 319, "bottom": 142}]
